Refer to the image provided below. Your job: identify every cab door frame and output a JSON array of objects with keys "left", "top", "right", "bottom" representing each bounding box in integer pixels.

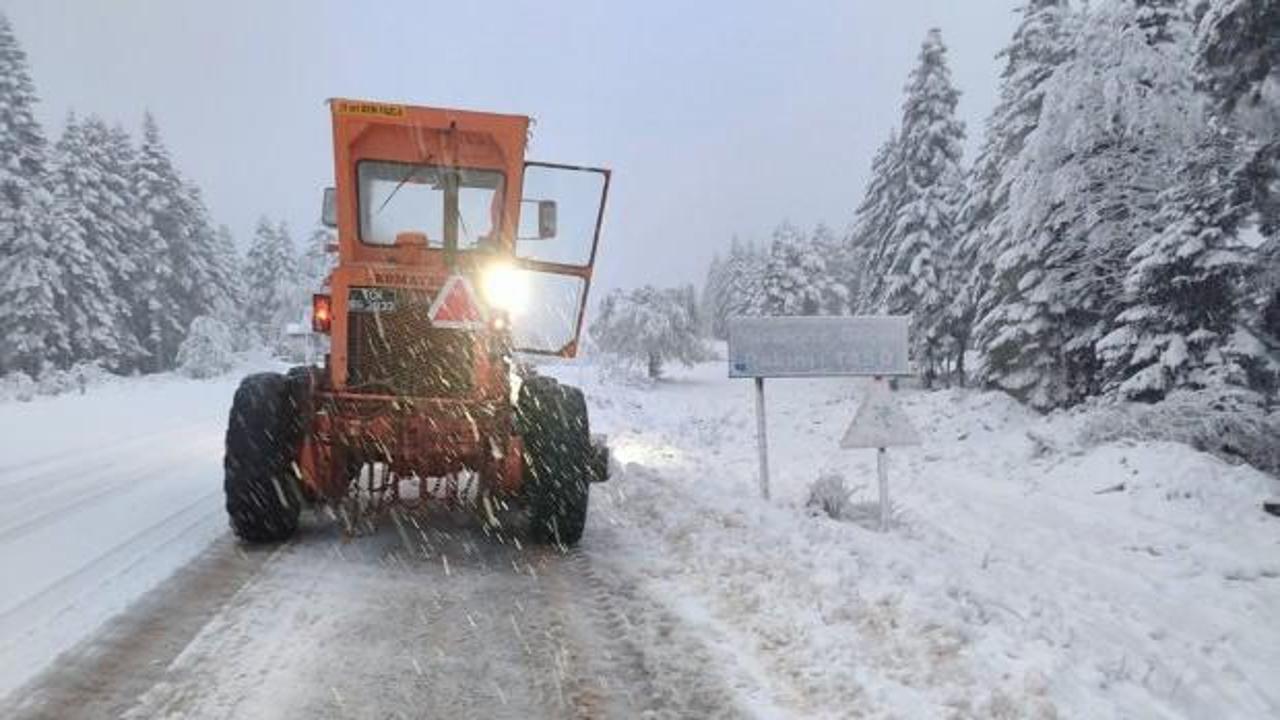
[{"left": 512, "top": 161, "right": 611, "bottom": 357}]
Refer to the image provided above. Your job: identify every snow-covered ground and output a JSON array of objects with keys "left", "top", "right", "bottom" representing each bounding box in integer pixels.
[
  {"left": 0, "top": 366, "right": 272, "bottom": 699},
  {"left": 2, "top": 358, "right": 1278, "bottom": 718},
  {"left": 561, "top": 360, "right": 1280, "bottom": 718}
]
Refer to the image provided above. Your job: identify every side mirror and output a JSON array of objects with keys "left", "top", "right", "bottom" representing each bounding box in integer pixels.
[
  {"left": 538, "top": 200, "right": 557, "bottom": 239},
  {"left": 321, "top": 187, "right": 337, "bottom": 228}
]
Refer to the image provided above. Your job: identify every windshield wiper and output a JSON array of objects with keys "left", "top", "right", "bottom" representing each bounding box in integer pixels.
[{"left": 376, "top": 157, "right": 435, "bottom": 215}]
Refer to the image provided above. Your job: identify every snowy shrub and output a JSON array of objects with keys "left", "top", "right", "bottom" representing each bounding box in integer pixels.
[
  {"left": 806, "top": 473, "right": 855, "bottom": 521},
  {"left": 177, "top": 316, "right": 237, "bottom": 379},
  {"left": 68, "top": 360, "right": 112, "bottom": 389},
  {"left": 590, "top": 285, "right": 710, "bottom": 379},
  {"left": 1079, "top": 388, "right": 1280, "bottom": 475},
  {"left": 36, "top": 362, "right": 79, "bottom": 396},
  {"left": 0, "top": 372, "right": 36, "bottom": 402}
]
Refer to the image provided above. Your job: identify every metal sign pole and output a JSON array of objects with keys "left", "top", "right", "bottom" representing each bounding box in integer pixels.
[
  {"left": 877, "top": 447, "right": 889, "bottom": 532},
  {"left": 754, "top": 376, "right": 770, "bottom": 500}
]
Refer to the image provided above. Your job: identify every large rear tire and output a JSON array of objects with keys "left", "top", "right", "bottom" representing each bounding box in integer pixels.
[
  {"left": 517, "top": 376, "right": 592, "bottom": 546},
  {"left": 224, "top": 372, "right": 304, "bottom": 543}
]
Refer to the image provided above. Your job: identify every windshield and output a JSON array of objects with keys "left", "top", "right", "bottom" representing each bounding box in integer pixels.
[{"left": 357, "top": 160, "right": 504, "bottom": 249}]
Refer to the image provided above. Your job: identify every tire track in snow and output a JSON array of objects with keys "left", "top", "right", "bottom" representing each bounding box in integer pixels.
[
  {"left": 0, "top": 537, "right": 282, "bottom": 720},
  {"left": 11, "top": 511, "right": 751, "bottom": 719},
  {"left": 0, "top": 434, "right": 217, "bottom": 545},
  {"left": 0, "top": 421, "right": 212, "bottom": 487},
  {"left": 0, "top": 488, "right": 223, "bottom": 698},
  {"left": 0, "top": 488, "right": 221, "bottom": 628}
]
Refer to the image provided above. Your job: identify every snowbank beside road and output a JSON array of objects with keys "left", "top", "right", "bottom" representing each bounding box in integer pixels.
[
  {"left": 0, "top": 364, "right": 274, "bottom": 700},
  {"left": 562, "top": 361, "right": 1280, "bottom": 718}
]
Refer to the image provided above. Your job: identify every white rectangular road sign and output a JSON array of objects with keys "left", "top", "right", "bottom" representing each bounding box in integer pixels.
[{"left": 727, "top": 315, "right": 911, "bottom": 378}]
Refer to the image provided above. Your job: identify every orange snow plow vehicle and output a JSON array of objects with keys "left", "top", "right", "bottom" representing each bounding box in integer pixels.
[{"left": 224, "top": 99, "right": 610, "bottom": 546}]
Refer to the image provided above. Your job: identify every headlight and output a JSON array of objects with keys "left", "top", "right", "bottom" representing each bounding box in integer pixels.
[{"left": 481, "top": 262, "right": 529, "bottom": 316}]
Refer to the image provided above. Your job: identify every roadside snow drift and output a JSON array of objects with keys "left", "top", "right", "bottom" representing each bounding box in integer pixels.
[
  {"left": 0, "top": 371, "right": 252, "bottom": 698},
  {"left": 563, "top": 360, "right": 1280, "bottom": 718}
]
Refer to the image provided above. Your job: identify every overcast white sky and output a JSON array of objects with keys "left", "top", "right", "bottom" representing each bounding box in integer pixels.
[{"left": 5, "top": 0, "right": 1019, "bottom": 293}]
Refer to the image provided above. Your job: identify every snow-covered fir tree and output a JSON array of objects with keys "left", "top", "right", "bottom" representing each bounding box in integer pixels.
[
  {"left": 700, "top": 251, "right": 729, "bottom": 338},
  {"left": 809, "top": 223, "right": 852, "bottom": 314},
  {"left": 298, "top": 225, "right": 335, "bottom": 299},
  {"left": 955, "top": 0, "right": 1074, "bottom": 383},
  {"left": 837, "top": 229, "right": 869, "bottom": 316},
  {"left": 850, "top": 130, "right": 905, "bottom": 312},
  {"left": 761, "top": 222, "right": 846, "bottom": 316},
  {"left": 864, "top": 29, "right": 965, "bottom": 387},
  {"left": 243, "top": 216, "right": 299, "bottom": 344},
  {"left": 49, "top": 114, "right": 145, "bottom": 371},
  {"left": 1197, "top": 0, "right": 1280, "bottom": 347},
  {"left": 974, "top": 0, "right": 1202, "bottom": 408},
  {"left": 720, "top": 237, "right": 766, "bottom": 323},
  {"left": 131, "top": 114, "right": 238, "bottom": 371},
  {"left": 179, "top": 183, "right": 240, "bottom": 324},
  {"left": 1263, "top": 239, "right": 1280, "bottom": 340},
  {"left": 131, "top": 113, "right": 192, "bottom": 371},
  {"left": 591, "top": 285, "right": 708, "bottom": 378},
  {"left": 675, "top": 283, "right": 701, "bottom": 334},
  {"left": 1097, "top": 125, "right": 1270, "bottom": 399},
  {"left": 211, "top": 224, "right": 244, "bottom": 316},
  {"left": 1195, "top": 0, "right": 1280, "bottom": 136},
  {"left": 0, "top": 13, "right": 65, "bottom": 377}
]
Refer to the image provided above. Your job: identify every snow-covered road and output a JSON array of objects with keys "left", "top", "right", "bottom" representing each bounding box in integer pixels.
[
  {"left": 0, "top": 373, "right": 243, "bottom": 700},
  {"left": 6, "top": 518, "right": 739, "bottom": 719},
  {"left": 2, "top": 360, "right": 1278, "bottom": 718}
]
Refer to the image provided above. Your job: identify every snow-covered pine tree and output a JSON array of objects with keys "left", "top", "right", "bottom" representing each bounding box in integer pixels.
[
  {"left": 1262, "top": 237, "right": 1280, "bottom": 340},
  {"left": 298, "top": 225, "right": 335, "bottom": 301},
  {"left": 0, "top": 13, "right": 67, "bottom": 377},
  {"left": 868, "top": 29, "right": 966, "bottom": 387},
  {"left": 275, "top": 220, "right": 303, "bottom": 327},
  {"left": 956, "top": 0, "right": 1074, "bottom": 386},
  {"left": 49, "top": 113, "right": 142, "bottom": 371},
  {"left": 975, "top": 0, "right": 1202, "bottom": 408},
  {"left": 851, "top": 130, "right": 905, "bottom": 312},
  {"left": 1197, "top": 0, "right": 1280, "bottom": 352},
  {"left": 721, "top": 237, "right": 766, "bottom": 322},
  {"left": 810, "top": 222, "right": 852, "bottom": 314},
  {"left": 676, "top": 283, "right": 701, "bottom": 333},
  {"left": 700, "top": 251, "right": 729, "bottom": 338},
  {"left": 761, "top": 222, "right": 842, "bottom": 316},
  {"left": 590, "top": 286, "right": 708, "bottom": 378},
  {"left": 1196, "top": 0, "right": 1280, "bottom": 136},
  {"left": 178, "top": 182, "right": 240, "bottom": 326},
  {"left": 243, "top": 217, "right": 299, "bottom": 345},
  {"left": 1098, "top": 124, "right": 1270, "bottom": 399},
  {"left": 131, "top": 113, "right": 191, "bottom": 371},
  {"left": 84, "top": 119, "right": 148, "bottom": 369},
  {"left": 211, "top": 224, "right": 244, "bottom": 316},
  {"left": 839, "top": 227, "right": 870, "bottom": 315}
]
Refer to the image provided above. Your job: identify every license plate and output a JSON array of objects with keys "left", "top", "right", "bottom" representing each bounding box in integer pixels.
[{"left": 348, "top": 287, "right": 398, "bottom": 313}]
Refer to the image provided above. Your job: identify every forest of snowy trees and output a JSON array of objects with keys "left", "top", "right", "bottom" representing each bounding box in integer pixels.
[
  {"left": 0, "top": 14, "right": 326, "bottom": 386},
  {"left": 702, "top": 0, "right": 1280, "bottom": 410}
]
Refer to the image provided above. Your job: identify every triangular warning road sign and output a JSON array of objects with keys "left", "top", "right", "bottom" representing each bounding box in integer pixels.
[
  {"left": 429, "top": 275, "right": 486, "bottom": 330},
  {"left": 840, "top": 381, "right": 921, "bottom": 449}
]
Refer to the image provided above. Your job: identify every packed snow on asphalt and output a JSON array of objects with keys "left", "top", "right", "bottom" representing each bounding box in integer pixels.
[{"left": 1, "top": 357, "right": 1278, "bottom": 718}]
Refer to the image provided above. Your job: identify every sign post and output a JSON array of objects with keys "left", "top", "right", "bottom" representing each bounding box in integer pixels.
[
  {"left": 728, "top": 316, "right": 913, "bottom": 503},
  {"left": 754, "top": 376, "right": 770, "bottom": 500},
  {"left": 839, "top": 376, "right": 921, "bottom": 531},
  {"left": 877, "top": 448, "right": 889, "bottom": 532}
]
